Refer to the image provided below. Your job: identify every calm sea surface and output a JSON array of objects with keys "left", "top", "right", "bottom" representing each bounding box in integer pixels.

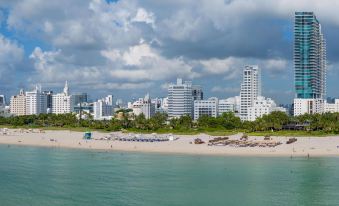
[{"left": 0, "top": 145, "right": 339, "bottom": 206}]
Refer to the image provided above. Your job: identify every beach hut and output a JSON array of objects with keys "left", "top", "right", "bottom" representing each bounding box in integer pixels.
[{"left": 83, "top": 131, "right": 92, "bottom": 140}]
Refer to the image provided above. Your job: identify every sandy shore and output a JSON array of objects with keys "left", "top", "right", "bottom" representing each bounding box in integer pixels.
[{"left": 1, "top": 129, "right": 339, "bottom": 157}]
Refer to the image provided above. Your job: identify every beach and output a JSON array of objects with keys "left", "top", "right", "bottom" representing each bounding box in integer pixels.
[{"left": 0, "top": 129, "right": 339, "bottom": 157}]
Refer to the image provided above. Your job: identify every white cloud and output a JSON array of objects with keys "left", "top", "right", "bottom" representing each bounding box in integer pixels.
[
  {"left": 0, "top": 34, "right": 24, "bottom": 81},
  {"left": 102, "top": 41, "right": 200, "bottom": 81},
  {"left": 91, "top": 82, "right": 154, "bottom": 90},
  {"left": 132, "top": 8, "right": 155, "bottom": 26},
  {"left": 2, "top": 0, "right": 339, "bottom": 100},
  {"left": 122, "top": 42, "right": 157, "bottom": 65},
  {"left": 29, "top": 47, "right": 102, "bottom": 83},
  {"left": 211, "top": 86, "right": 239, "bottom": 93},
  {"left": 264, "top": 59, "right": 288, "bottom": 72},
  {"left": 200, "top": 57, "right": 242, "bottom": 74}
]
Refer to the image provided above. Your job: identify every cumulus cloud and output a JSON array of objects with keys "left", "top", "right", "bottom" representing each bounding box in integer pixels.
[
  {"left": 211, "top": 86, "right": 239, "bottom": 93},
  {"left": 29, "top": 47, "right": 102, "bottom": 83},
  {"left": 1, "top": 0, "right": 339, "bottom": 102},
  {"left": 0, "top": 34, "right": 24, "bottom": 82},
  {"left": 132, "top": 8, "right": 155, "bottom": 26},
  {"left": 264, "top": 59, "right": 288, "bottom": 73}
]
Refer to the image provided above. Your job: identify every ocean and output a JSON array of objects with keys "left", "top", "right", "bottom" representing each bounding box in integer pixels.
[{"left": 0, "top": 145, "right": 338, "bottom": 206}]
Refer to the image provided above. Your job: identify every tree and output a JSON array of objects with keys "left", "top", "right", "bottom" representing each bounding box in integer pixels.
[
  {"left": 261, "top": 111, "right": 290, "bottom": 130},
  {"left": 217, "top": 112, "right": 241, "bottom": 130}
]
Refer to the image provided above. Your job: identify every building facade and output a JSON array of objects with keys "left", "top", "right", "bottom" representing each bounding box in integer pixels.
[
  {"left": 324, "top": 99, "right": 339, "bottom": 113},
  {"left": 129, "top": 94, "right": 155, "bottom": 119},
  {"left": 218, "top": 96, "right": 240, "bottom": 115},
  {"left": 43, "top": 91, "right": 53, "bottom": 113},
  {"left": 141, "top": 94, "right": 155, "bottom": 119},
  {"left": 52, "top": 81, "right": 73, "bottom": 114},
  {"left": 93, "top": 95, "right": 114, "bottom": 120},
  {"left": 240, "top": 65, "right": 261, "bottom": 121},
  {"left": 10, "top": 89, "right": 26, "bottom": 116},
  {"left": 25, "top": 85, "right": 47, "bottom": 115},
  {"left": 193, "top": 97, "right": 218, "bottom": 120},
  {"left": 192, "top": 85, "right": 203, "bottom": 101},
  {"left": 293, "top": 12, "right": 327, "bottom": 116},
  {"left": 168, "top": 78, "right": 193, "bottom": 118},
  {"left": 293, "top": 98, "right": 324, "bottom": 116},
  {"left": 294, "top": 12, "right": 326, "bottom": 99},
  {"left": 0, "top": 95, "right": 6, "bottom": 106},
  {"left": 247, "top": 96, "right": 287, "bottom": 121}
]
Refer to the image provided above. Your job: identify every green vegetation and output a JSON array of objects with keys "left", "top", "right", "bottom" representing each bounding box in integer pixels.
[{"left": 1, "top": 111, "right": 339, "bottom": 136}]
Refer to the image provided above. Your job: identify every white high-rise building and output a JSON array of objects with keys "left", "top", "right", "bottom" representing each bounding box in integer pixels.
[
  {"left": 293, "top": 98, "right": 324, "bottom": 116},
  {"left": 10, "top": 89, "right": 26, "bottom": 116},
  {"left": 218, "top": 96, "right": 240, "bottom": 115},
  {"left": 141, "top": 94, "right": 155, "bottom": 119},
  {"left": 130, "top": 94, "right": 155, "bottom": 119},
  {"left": 26, "top": 85, "right": 47, "bottom": 115},
  {"left": 52, "top": 81, "right": 73, "bottom": 114},
  {"left": 194, "top": 97, "right": 218, "bottom": 120},
  {"left": 93, "top": 95, "right": 114, "bottom": 120},
  {"left": 240, "top": 65, "right": 261, "bottom": 121},
  {"left": 129, "top": 98, "right": 143, "bottom": 116},
  {"left": 247, "top": 96, "right": 287, "bottom": 121},
  {"left": 168, "top": 78, "right": 193, "bottom": 118}
]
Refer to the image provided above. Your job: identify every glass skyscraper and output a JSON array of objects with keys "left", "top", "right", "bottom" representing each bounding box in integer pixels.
[{"left": 294, "top": 12, "right": 326, "bottom": 99}]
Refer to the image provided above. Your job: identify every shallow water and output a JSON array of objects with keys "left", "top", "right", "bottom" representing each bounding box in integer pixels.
[{"left": 0, "top": 145, "right": 338, "bottom": 206}]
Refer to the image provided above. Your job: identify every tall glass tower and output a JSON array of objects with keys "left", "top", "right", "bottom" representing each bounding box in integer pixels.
[{"left": 294, "top": 12, "right": 326, "bottom": 99}]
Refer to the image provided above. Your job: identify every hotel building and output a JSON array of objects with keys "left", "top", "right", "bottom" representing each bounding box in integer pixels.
[
  {"left": 26, "top": 85, "right": 47, "bottom": 115},
  {"left": 294, "top": 12, "right": 327, "bottom": 116},
  {"left": 240, "top": 65, "right": 261, "bottom": 121},
  {"left": 10, "top": 89, "right": 26, "bottom": 116},
  {"left": 93, "top": 95, "right": 114, "bottom": 120},
  {"left": 52, "top": 81, "right": 73, "bottom": 114},
  {"left": 193, "top": 97, "right": 218, "bottom": 120},
  {"left": 168, "top": 78, "right": 193, "bottom": 118}
]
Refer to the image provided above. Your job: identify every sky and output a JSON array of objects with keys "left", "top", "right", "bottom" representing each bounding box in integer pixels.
[{"left": 0, "top": 0, "right": 339, "bottom": 104}]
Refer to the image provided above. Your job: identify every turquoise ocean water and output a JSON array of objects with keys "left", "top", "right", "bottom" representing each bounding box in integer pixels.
[{"left": 0, "top": 145, "right": 339, "bottom": 206}]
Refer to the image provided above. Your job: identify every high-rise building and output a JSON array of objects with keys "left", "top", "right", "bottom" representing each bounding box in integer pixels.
[
  {"left": 168, "top": 78, "right": 193, "bottom": 118},
  {"left": 129, "top": 94, "right": 155, "bottom": 119},
  {"left": 26, "top": 85, "right": 47, "bottom": 115},
  {"left": 293, "top": 12, "right": 327, "bottom": 116},
  {"left": 141, "top": 94, "right": 155, "bottom": 119},
  {"left": 294, "top": 12, "right": 326, "bottom": 99},
  {"left": 72, "top": 93, "right": 88, "bottom": 106},
  {"left": 52, "top": 81, "right": 73, "bottom": 114},
  {"left": 193, "top": 97, "right": 218, "bottom": 120},
  {"left": 192, "top": 85, "right": 203, "bottom": 101},
  {"left": 10, "top": 89, "right": 26, "bottom": 116},
  {"left": 93, "top": 95, "right": 114, "bottom": 120},
  {"left": 43, "top": 91, "right": 53, "bottom": 113},
  {"left": 240, "top": 65, "right": 261, "bottom": 121}
]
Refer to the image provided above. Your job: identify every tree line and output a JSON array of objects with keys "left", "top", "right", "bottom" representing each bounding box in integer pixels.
[{"left": 1, "top": 111, "right": 339, "bottom": 133}]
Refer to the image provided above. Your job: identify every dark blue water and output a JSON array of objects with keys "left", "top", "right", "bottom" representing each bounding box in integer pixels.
[{"left": 0, "top": 145, "right": 338, "bottom": 206}]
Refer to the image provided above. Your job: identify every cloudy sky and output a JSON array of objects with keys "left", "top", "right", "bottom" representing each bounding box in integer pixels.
[{"left": 0, "top": 0, "right": 339, "bottom": 104}]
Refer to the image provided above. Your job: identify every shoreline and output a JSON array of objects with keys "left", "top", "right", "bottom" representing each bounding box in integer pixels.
[{"left": 1, "top": 129, "right": 339, "bottom": 157}]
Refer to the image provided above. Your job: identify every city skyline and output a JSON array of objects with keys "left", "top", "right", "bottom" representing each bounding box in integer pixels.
[{"left": 1, "top": 1, "right": 339, "bottom": 104}]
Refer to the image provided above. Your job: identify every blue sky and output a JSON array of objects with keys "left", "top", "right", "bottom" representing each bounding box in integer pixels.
[{"left": 0, "top": 0, "right": 339, "bottom": 104}]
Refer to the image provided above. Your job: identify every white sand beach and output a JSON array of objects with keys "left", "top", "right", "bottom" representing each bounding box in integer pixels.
[{"left": 1, "top": 129, "right": 339, "bottom": 157}]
